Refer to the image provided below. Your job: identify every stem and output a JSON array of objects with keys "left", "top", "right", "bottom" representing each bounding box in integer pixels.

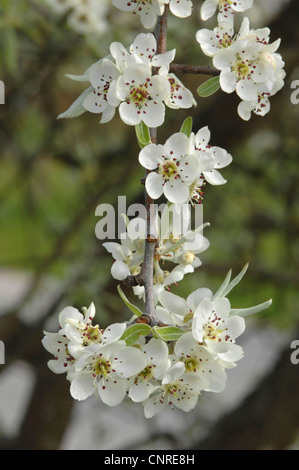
[
  {"left": 140, "top": 8, "right": 169, "bottom": 321},
  {"left": 170, "top": 64, "right": 220, "bottom": 76}
]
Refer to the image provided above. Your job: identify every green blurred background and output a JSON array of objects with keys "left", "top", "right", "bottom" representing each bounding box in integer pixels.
[{"left": 0, "top": 0, "right": 298, "bottom": 450}]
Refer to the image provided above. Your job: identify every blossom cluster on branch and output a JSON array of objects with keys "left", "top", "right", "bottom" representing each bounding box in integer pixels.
[
  {"left": 42, "top": 264, "right": 271, "bottom": 417},
  {"left": 42, "top": 0, "right": 283, "bottom": 417}
]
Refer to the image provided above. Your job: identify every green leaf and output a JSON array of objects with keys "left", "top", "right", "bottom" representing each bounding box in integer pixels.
[
  {"left": 180, "top": 117, "right": 193, "bottom": 137},
  {"left": 212, "top": 269, "right": 232, "bottom": 301},
  {"left": 197, "top": 76, "right": 220, "bottom": 98},
  {"left": 153, "top": 326, "right": 184, "bottom": 342},
  {"left": 221, "top": 263, "right": 249, "bottom": 298},
  {"left": 57, "top": 86, "right": 92, "bottom": 119},
  {"left": 117, "top": 285, "right": 143, "bottom": 317},
  {"left": 135, "top": 122, "right": 151, "bottom": 149},
  {"left": 230, "top": 299, "right": 272, "bottom": 317},
  {"left": 120, "top": 323, "right": 152, "bottom": 346}
]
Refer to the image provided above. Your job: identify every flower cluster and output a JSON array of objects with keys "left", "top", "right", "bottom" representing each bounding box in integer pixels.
[
  {"left": 112, "top": 0, "right": 193, "bottom": 29},
  {"left": 42, "top": 266, "right": 271, "bottom": 417},
  {"left": 139, "top": 126, "right": 232, "bottom": 205},
  {"left": 103, "top": 204, "right": 210, "bottom": 301},
  {"left": 58, "top": 33, "right": 195, "bottom": 127},
  {"left": 196, "top": 14, "right": 285, "bottom": 120},
  {"left": 45, "top": 0, "right": 110, "bottom": 37},
  {"left": 43, "top": 0, "right": 279, "bottom": 419}
]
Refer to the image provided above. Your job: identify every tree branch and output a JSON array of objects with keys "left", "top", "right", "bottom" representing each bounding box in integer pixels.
[{"left": 169, "top": 64, "right": 220, "bottom": 76}]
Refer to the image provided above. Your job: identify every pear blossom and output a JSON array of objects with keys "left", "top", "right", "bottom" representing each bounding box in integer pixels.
[
  {"left": 159, "top": 65, "right": 197, "bottom": 110},
  {"left": 196, "top": 18, "right": 285, "bottom": 117},
  {"left": 128, "top": 338, "right": 170, "bottom": 402},
  {"left": 102, "top": 218, "right": 146, "bottom": 281},
  {"left": 139, "top": 132, "right": 199, "bottom": 204},
  {"left": 173, "top": 332, "right": 227, "bottom": 392},
  {"left": 142, "top": 361, "right": 203, "bottom": 418},
  {"left": 58, "top": 33, "right": 177, "bottom": 126},
  {"left": 156, "top": 287, "right": 213, "bottom": 326},
  {"left": 41, "top": 330, "right": 75, "bottom": 377},
  {"left": 200, "top": 0, "right": 253, "bottom": 23},
  {"left": 192, "top": 294, "right": 245, "bottom": 363},
  {"left": 116, "top": 62, "right": 171, "bottom": 127},
  {"left": 190, "top": 126, "right": 233, "bottom": 186},
  {"left": 112, "top": 0, "right": 192, "bottom": 29},
  {"left": 70, "top": 341, "right": 148, "bottom": 405},
  {"left": 46, "top": 0, "right": 110, "bottom": 36}
]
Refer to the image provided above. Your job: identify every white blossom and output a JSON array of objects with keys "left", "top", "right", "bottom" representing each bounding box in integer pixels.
[
  {"left": 128, "top": 338, "right": 170, "bottom": 402},
  {"left": 46, "top": 0, "right": 110, "bottom": 36},
  {"left": 196, "top": 17, "right": 285, "bottom": 118},
  {"left": 142, "top": 361, "right": 203, "bottom": 418},
  {"left": 112, "top": 0, "right": 192, "bottom": 29},
  {"left": 70, "top": 341, "right": 148, "bottom": 405},
  {"left": 192, "top": 294, "right": 245, "bottom": 364},
  {"left": 139, "top": 132, "right": 200, "bottom": 204},
  {"left": 173, "top": 332, "right": 227, "bottom": 392}
]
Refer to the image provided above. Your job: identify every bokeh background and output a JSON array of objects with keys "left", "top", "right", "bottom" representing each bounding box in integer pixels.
[{"left": 0, "top": 0, "right": 298, "bottom": 450}]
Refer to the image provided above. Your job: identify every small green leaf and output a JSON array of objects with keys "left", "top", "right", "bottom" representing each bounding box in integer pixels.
[
  {"left": 221, "top": 263, "right": 249, "bottom": 298},
  {"left": 212, "top": 269, "right": 232, "bottom": 301},
  {"left": 230, "top": 299, "right": 272, "bottom": 317},
  {"left": 120, "top": 323, "right": 152, "bottom": 346},
  {"left": 180, "top": 117, "right": 193, "bottom": 137},
  {"left": 117, "top": 285, "right": 143, "bottom": 317},
  {"left": 197, "top": 76, "right": 220, "bottom": 98},
  {"left": 153, "top": 326, "right": 184, "bottom": 342},
  {"left": 135, "top": 122, "right": 151, "bottom": 149},
  {"left": 57, "top": 86, "right": 92, "bottom": 119}
]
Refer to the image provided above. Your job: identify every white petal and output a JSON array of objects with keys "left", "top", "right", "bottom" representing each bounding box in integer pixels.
[
  {"left": 141, "top": 100, "right": 166, "bottom": 128},
  {"left": 236, "top": 79, "right": 258, "bottom": 101},
  {"left": 203, "top": 169, "right": 227, "bottom": 185},
  {"left": 98, "top": 377, "right": 127, "bottom": 406},
  {"left": 200, "top": 0, "right": 218, "bottom": 21},
  {"left": 114, "top": 347, "right": 148, "bottom": 378},
  {"left": 145, "top": 172, "right": 164, "bottom": 200},
  {"left": 220, "top": 68, "right": 237, "bottom": 94},
  {"left": 102, "top": 323, "right": 127, "bottom": 343},
  {"left": 195, "top": 126, "right": 211, "bottom": 149},
  {"left": 164, "top": 179, "right": 189, "bottom": 204},
  {"left": 187, "top": 288, "right": 213, "bottom": 312},
  {"left": 226, "top": 315, "right": 246, "bottom": 339},
  {"left": 111, "top": 259, "right": 131, "bottom": 280},
  {"left": 158, "top": 290, "right": 188, "bottom": 317},
  {"left": 70, "top": 373, "right": 95, "bottom": 401},
  {"left": 129, "top": 381, "right": 156, "bottom": 402},
  {"left": 164, "top": 132, "right": 189, "bottom": 159},
  {"left": 138, "top": 143, "right": 164, "bottom": 170},
  {"left": 130, "top": 33, "right": 157, "bottom": 60},
  {"left": 169, "top": 0, "right": 193, "bottom": 18},
  {"left": 59, "top": 306, "right": 83, "bottom": 328}
]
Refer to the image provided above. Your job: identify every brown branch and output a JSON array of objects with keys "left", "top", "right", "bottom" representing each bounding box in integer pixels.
[
  {"left": 132, "top": 9, "right": 170, "bottom": 322},
  {"left": 169, "top": 63, "right": 220, "bottom": 76}
]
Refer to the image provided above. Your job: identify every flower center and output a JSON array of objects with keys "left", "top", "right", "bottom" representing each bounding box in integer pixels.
[
  {"left": 139, "top": 365, "right": 153, "bottom": 380},
  {"left": 93, "top": 357, "right": 111, "bottom": 377},
  {"left": 127, "top": 83, "right": 150, "bottom": 109},
  {"left": 233, "top": 58, "right": 252, "bottom": 79},
  {"left": 83, "top": 324, "right": 101, "bottom": 345},
  {"left": 158, "top": 159, "right": 179, "bottom": 182},
  {"left": 204, "top": 314, "right": 229, "bottom": 342},
  {"left": 183, "top": 356, "right": 201, "bottom": 373}
]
